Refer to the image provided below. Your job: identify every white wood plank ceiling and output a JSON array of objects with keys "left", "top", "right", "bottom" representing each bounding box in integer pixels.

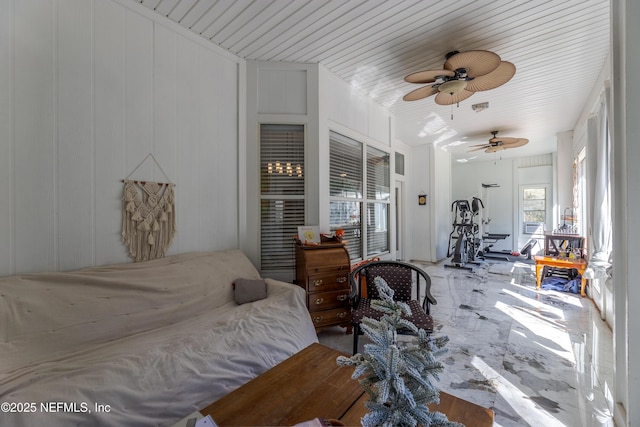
[{"left": 136, "top": 0, "right": 610, "bottom": 161}]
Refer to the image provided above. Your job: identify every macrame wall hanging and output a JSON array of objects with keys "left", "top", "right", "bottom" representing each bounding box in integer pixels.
[{"left": 121, "top": 154, "right": 176, "bottom": 262}]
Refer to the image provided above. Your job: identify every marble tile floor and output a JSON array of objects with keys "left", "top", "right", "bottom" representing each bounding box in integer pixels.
[{"left": 317, "top": 259, "right": 615, "bottom": 427}]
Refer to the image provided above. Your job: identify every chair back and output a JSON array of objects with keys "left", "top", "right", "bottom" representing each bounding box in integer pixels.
[
  {"left": 365, "top": 264, "right": 412, "bottom": 301},
  {"left": 350, "top": 261, "right": 436, "bottom": 312}
]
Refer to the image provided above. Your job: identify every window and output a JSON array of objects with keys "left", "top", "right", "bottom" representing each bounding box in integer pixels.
[
  {"left": 329, "top": 131, "right": 390, "bottom": 259},
  {"left": 395, "top": 152, "right": 405, "bottom": 175},
  {"left": 576, "top": 148, "right": 587, "bottom": 238},
  {"left": 366, "top": 146, "right": 390, "bottom": 255},
  {"left": 523, "top": 188, "right": 546, "bottom": 222},
  {"left": 329, "top": 132, "right": 363, "bottom": 259},
  {"left": 260, "top": 124, "right": 304, "bottom": 270}
]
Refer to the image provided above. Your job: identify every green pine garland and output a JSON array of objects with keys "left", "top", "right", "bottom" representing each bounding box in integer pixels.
[{"left": 337, "top": 276, "right": 464, "bottom": 427}]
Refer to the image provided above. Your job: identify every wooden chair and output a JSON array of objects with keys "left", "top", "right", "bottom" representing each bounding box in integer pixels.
[{"left": 350, "top": 261, "right": 437, "bottom": 354}]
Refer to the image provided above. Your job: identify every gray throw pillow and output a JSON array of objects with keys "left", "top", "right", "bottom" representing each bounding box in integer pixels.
[{"left": 233, "top": 278, "right": 268, "bottom": 305}]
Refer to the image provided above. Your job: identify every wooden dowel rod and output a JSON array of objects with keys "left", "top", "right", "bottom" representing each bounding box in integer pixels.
[{"left": 120, "top": 179, "right": 173, "bottom": 186}]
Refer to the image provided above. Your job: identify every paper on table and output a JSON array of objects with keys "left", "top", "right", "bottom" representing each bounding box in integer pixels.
[
  {"left": 196, "top": 415, "right": 219, "bottom": 427},
  {"left": 170, "top": 411, "right": 203, "bottom": 427}
]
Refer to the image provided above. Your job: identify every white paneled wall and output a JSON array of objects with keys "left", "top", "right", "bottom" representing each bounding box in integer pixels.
[
  {"left": 12, "top": 0, "right": 56, "bottom": 274},
  {"left": 0, "top": 0, "right": 11, "bottom": 276},
  {"left": 324, "top": 70, "right": 391, "bottom": 147},
  {"left": 432, "top": 146, "right": 452, "bottom": 261},
  {"left": 0, "top": 0, "right": 241, "bottom": 276},
  {"left": 407, "top": 145, "right": 432, "bottom": 262}
]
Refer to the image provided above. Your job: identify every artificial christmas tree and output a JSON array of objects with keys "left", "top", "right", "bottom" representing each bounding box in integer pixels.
[{"left": 337, "top": 277, "right": 463, "bottom": 427}]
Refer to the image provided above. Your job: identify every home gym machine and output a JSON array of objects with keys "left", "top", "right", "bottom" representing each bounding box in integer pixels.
[
  {"left": 481, "top": 234, "right": 538, "bottom": 261},
  {"left": 445, "top": 197, "right": 484, "bottom": 271},
  {"left": 481, "top": 232, "right": 512, "bottom": 261}
]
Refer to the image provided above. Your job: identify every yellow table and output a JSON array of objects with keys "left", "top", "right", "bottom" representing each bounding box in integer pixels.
[{"left": 534, "top": 255, "right": 588, "bottom": 297}]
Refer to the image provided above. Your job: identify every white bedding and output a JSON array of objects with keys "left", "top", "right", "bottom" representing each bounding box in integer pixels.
[{"left": 0, "top": 251, "right": 318, "bottom": 426}]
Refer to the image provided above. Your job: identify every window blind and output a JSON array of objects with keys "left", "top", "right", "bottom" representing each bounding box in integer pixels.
[
  {"left": 330, "top": 131, "right": 363, "bottom": 199},
  {"left": 261, "top": 124, "right": 305, "bottom": 196},
  {"left": 366, "top": 146, "right": 390, "bottom": 254},
  {"left": 260, "top": 199, "right": 305, "bottom": 269},
  {"left": 367, "top": 146, "right": 390, "bottom": 201},
  {"left": 260, "top": 124, "right": 305, "bottom": 270},
  {"left": 329, "top": 131, "right": 363, "bottom": 259},
  {"left": 329, "top": 201, "right": 362, "bottom": 259}
]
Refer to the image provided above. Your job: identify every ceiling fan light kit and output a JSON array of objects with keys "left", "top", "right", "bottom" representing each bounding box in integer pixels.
[
  {"left": 402, "top": 50, "right": 516, "bottom": 105},
  {"left": 438, "top": 80, "right": 467, "bottom": 95}
]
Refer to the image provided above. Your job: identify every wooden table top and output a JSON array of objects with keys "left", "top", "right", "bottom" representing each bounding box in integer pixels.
[
  {"left": 200, "top": 343, "right": 364, "bottom": 425},
  {"left": 200, "top": 342, "right": 494, "bottom": 426},
  {"left": 534, "top": 255, "right": 587, "bottom": 266},
  {"left": 340, "top": 390, "right": 495, "bottom": 426}
]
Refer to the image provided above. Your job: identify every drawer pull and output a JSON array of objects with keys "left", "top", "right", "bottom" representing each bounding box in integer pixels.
[
  {"left": 313, "top": 316, "right": 323, "bottom": 323},
  {"left": 337, "top": 312, "right": 347, "bottom": 319},
  {"left": 336, "top": 276, "right": 347, "bottom": 284},
  {"left": 313, "top": 279, "right": 324, "bottom": 287},
  {"left": 337, "top": 294, "right": 348, "bottom": 302},
  {"left": 315, "top": 298, "right": 324, "bottom": 305}
]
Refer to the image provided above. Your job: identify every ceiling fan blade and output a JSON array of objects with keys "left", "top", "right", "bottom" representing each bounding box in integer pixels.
[
  {"left": 444, "top": 50, "right": 501, "bottom": 77},
  {"left": 503, "top": 138, "right": 529, "bottom": 148},
  {"left": 434, "top": 89, "right": 474, "bottom": 105},
  {"left": 495, "top": 136, "right": 519, "bottom": 145},
  {"left": 404, "top": 69, "right": 455, "bottom": 83},
  {"left": 467, "top": 145, "right": 490, "bottom": 152},
  {"left": 465, "top": 61, "right": 516, "bottom": 91},
  {"left": 403, "top": 85, "right": 439, "bottom": 101},
  {"left": 469, "top": 143, "right": 492, "bottom": 147}
]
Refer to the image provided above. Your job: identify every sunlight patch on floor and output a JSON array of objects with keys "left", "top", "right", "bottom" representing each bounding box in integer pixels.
[
  {"left": 472, "top": 356, "right": 567, "bottom": 427},
  {"left": 495, "top": 300, "right": 575, "bottom": 362},
  {"left": 501, "top": 288, "right": 566, "bottom": 319}
]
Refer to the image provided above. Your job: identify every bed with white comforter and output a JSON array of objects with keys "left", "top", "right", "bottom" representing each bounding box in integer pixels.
[{"left": 0, "top": 250, "right": 318, "bottom": 426}]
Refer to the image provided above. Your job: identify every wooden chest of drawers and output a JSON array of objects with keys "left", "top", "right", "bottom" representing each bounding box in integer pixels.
[{"left": 295, "top": 244, "right": 351, "bottom": 332}]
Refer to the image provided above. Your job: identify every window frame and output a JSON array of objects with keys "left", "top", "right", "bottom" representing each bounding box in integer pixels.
[
  {"left": 259, "top": 124, "right": 306, "bottom": 271},
  {"left": 329, "top": 131, "right": 390, "bottom": 260},
  {"left": 365, "top": 145, "right": 390, "bottom": 256},
  {"left": 522, "top": 187, "right": 547, "bottom": 223},
  {"left": 519, "top": 184, "right": 551, "bottom": 235}
]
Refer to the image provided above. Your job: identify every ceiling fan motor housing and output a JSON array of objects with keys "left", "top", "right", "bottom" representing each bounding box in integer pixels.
[{"left": 454, "top": 68, "right": 469, "bottom": 80}]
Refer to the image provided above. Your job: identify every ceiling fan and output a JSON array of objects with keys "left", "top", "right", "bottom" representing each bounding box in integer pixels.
[
  {"left": 402, "top": 50, "right": 516, "bottom": 105},
  {"left": 467, "top": 131, "right": 529, "bottom": 153}
]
